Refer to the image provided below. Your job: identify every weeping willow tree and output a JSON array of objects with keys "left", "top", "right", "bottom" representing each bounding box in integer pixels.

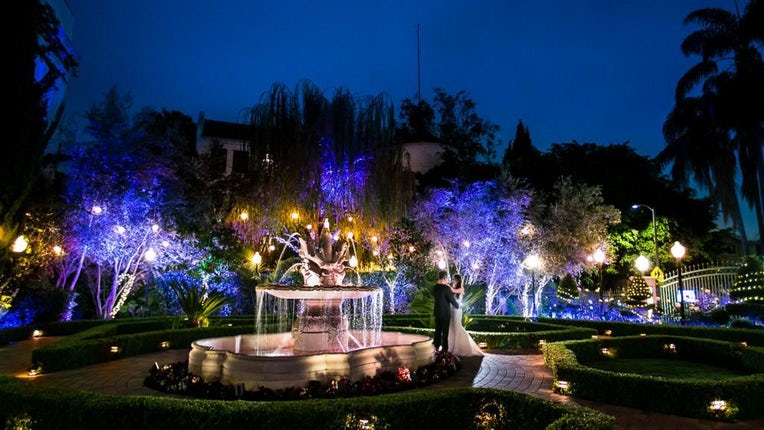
[{"left": 237, "top": 80, "right": 414, "bottom": 249}]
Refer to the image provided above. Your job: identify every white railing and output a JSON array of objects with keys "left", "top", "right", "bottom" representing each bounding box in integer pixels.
[{"left": 658, "top": 262, "right": 738, "bottom": 317}]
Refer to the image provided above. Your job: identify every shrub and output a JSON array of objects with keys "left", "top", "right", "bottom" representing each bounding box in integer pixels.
[
  {"left": 710, "top": 308, "right": 730, "bottom": 326},
  {"left": 557, "top": 273, "right": 579, "bottom": 301},
  {"left": 730, "top": 256, "right": 764, "bottom": 304}
]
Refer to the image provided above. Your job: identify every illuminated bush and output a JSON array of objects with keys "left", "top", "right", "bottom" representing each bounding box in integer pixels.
[{"left": 730, "top": 256, "right": 764, "bottom": 304}]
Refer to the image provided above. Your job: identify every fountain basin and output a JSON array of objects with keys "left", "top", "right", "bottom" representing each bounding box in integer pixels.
[
  {"left": 189, "top": 332, "right": 434, "bottom": 390},
  {"left": 258, "top": 284, "right": 379, "bottom": 300}
]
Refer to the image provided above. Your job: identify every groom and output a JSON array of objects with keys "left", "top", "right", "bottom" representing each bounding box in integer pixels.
[{"left": 433, "top": 270, "right": 459, "bottom": 352}]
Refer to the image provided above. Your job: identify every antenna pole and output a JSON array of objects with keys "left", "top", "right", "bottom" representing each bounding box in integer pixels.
[{"left": 417, "top": 24, "right": 421, "bottom": 102}]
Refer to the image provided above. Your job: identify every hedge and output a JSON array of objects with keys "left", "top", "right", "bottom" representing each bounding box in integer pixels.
[
  {"left": 386, "top": 314, "right": 597, "bottom": 350},
  {"left": 542, "top": 335, "right": 764, "bottom": 420},
  {"left": 536, "top": 317, "right": 764, "bottom": 346},
  {"left": 0, "top": 379, "right": 615, "bottom": 430}
]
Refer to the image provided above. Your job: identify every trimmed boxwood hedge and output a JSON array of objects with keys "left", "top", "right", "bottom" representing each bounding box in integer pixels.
[
  {"left": 385, "top": 314, "right": 597, "bottom": 350},
  {"left": 0, "top": 378, "right": 615, "bottom": 430},
  {"left": 542, "top": 335, "right": 764, "bottom": 420},
  {"left": 32, "top": 323, "right": 252, "bottom": 372},
  {"left": 536, "top": 317, "right": 764, "bottom": 346}
]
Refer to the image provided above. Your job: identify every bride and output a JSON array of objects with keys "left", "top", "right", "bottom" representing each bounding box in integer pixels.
[{"left": 447, "top": 274, "right": 484, "bottom": 357}]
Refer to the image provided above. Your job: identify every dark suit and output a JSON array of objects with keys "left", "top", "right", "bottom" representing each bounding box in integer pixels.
[{"left": 433, "top": 282, "right": 459, "bottom": 351}]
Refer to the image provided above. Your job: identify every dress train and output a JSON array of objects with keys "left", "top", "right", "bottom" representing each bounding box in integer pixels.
[{"left": 447, "top": 299, "right": 484, "bottom": 357}]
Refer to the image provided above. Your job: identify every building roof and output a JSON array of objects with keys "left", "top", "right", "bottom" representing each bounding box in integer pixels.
[{"left": 199, "top": 118, "right": 258, "bottom": 141}]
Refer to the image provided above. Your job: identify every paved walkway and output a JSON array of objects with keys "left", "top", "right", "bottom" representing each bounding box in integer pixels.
[{"left": 2, "top": 339, "right": 764, "bottom": 429}]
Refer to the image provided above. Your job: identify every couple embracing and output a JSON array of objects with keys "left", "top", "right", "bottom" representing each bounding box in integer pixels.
[{"left": 432, "top": 270, "right": 484, "bottom": 357}]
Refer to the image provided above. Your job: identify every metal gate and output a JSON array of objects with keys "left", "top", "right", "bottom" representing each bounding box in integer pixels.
[{"left": 658, "top": 262, "right": 738, "bottom": 317}]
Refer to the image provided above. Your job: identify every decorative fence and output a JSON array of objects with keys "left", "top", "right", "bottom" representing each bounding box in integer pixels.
[{"left": 658, "top": 262, "right": 738, "bottom": 317}]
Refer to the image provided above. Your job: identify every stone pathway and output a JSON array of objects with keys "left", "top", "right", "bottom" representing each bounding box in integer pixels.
[{"left": 2, "top": 339, "right": 764, "bottom": 429}]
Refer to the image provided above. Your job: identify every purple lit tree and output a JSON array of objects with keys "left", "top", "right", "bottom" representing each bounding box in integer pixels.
[
  {"left": 53, "top": 88, "right": 206, "bottom": 319},
  {"left": 411, "top": 180, "right": 530, "bottom": 314}
]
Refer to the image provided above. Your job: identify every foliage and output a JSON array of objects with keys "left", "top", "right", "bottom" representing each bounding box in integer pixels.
[
  {"left": 557, "top": 273, "right": 579, "bottom": 301},
  {"left": 624, "top": 275, "right": 652, "bottom": 304},
  {"left": 542, "top": 335, "right": 764, "bottom": 420},
  {"left": 660, "top": 0, "right": 764, "bottom": 244},
  {"left": 55, "top": 88, "right": 206, "bottom": 320},
  {"left": 410, "top": 180, "right": 530, "bottom": 314},
  {"left": 2, "top": 0, "right": 77, "bottom": 258},
  {"left": 168, "top": 280, "right": 230, "bottom": 327},
  {"left": 0, "top": 379, "right": 615, "bottom": 429},
  {"left": 145, "top": 350, "right": 461, "bottom": 401},
  {"left": 730, "top": 256, "right": 764, "bottom": 303},
  {"left": 530, "top": 177, "right": 621, "bottom": 278},
  {"left": 234, "top": 80, "right": 411, "bottom": 248}
]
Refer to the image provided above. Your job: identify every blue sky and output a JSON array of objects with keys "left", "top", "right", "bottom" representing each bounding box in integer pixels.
[{"left": 64, "top": 0, "right": 756, "bottom": 236}]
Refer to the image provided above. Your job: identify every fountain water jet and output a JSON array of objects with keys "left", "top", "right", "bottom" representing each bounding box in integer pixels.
[{"left": 188, "top": 220, "right": 434, "bottom": 390}]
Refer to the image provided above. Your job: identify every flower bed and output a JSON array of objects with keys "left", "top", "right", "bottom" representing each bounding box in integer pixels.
[
  {"left": 145, "top": 350, "right": 460, "bottom": 401},
  {"left": 542, "top": 335, "right": 764, "bottom": 420}
]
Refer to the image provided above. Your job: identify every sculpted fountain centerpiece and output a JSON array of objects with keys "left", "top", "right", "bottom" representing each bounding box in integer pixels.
[{"left": 188, "top": 220, "right": 434, "bottom": 390}]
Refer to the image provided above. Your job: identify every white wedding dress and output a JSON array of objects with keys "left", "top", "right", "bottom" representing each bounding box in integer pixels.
[{"left": 447, "top": 297, "right": 484, "bottom": 357}]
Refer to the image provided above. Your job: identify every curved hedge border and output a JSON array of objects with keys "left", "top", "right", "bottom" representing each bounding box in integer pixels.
[
  {"left": 536, "top": 317, "right": 764, "bottom": 347},
  {"left": 30, "top": 318, "right": 257, "bottom": 373},
  {"left": 384, "top": 314, "right": 597, "bottom": 350},
  {"left": 0, "top": 379, "right": 614, "bottom": 430},
  {"left": 542, "top": 335, "right": 764, "bottom": 420}
]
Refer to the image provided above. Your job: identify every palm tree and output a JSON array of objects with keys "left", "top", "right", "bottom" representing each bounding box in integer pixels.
[
  {"left": 662, "top": 0, "right": 764, "bottom": 247},
  {"left": 660, "top": 95, "right": 749, "bottom": 248}
]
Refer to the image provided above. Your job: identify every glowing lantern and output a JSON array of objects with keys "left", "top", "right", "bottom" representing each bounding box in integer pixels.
[
  {"left": 251, "top": 252, "right": 262, "bottom": 266},
  {"left": 11, "top": 236, "right": 28, "bottom": 253},
  {"left": 144, "top": 248, "right": 157, "bottom": 262},
  {"left": 635, "top": 255, "right": 650, "bottom": 273}
]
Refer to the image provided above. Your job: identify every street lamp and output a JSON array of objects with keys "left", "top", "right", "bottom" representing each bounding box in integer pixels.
[
  {"left": 670, "top": 241, "right": 686, "bottom": 324},
  {"left": 523, "top": 253, "right": 542, "bottom": 317},
  {"left": 592, "top": 249, "right": 606, "bottom": 316},
  {"left": 631, "top": 204, "right": 659, "bottom": 271},
  {"left": 635, "top": 255, "right": 650, "bottom": 273}
]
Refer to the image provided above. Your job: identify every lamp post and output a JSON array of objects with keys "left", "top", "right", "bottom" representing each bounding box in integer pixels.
[
  {"left": 670, "top": 241, "right": 686, "bottom": 324},
  {"left": 592, "top": 249, "right": 606, "bottom": 317},
  {"left": 523, "top": 253, "right": 542, "bottom": 317},
  {"left": 632, "top": 204, "right": 659, "bottom": 271},
  {"left": 251, "top": 251, "right": 262, "bottom": 277},
  {"left": 635, "top": 255, "right": 650, "bottom": 274}
]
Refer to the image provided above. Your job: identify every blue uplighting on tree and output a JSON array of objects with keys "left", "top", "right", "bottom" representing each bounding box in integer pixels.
[{"left": 411, "top": 180, "right": 530, "bottom": 314}]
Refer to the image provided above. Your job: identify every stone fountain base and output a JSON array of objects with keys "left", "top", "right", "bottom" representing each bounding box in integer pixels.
[{"left": 189, "top": 331, "right": 434, "bottom": 390}]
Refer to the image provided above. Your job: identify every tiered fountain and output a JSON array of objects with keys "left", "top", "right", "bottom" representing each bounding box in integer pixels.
[{"left": 188, "top": 220, "right": 434, "bottom": 390}]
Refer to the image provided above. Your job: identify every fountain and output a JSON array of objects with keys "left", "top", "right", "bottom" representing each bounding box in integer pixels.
[{"left": 188, "top": 220, "right": 434, "bottom": 390}]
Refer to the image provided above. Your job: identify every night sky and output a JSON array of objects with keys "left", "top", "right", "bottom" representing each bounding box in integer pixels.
[{"left": 64, "top": 0, "right": 754, "bottom": 234}]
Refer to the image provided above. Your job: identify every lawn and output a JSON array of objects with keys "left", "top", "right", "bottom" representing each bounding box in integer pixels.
[{"left": 586, "top": 358, "right": 749, "bottom": 380}]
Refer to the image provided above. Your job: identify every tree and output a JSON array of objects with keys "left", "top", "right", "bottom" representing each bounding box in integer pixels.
[
  {"left": 56, "top": 88, "right": 204, "bottom": 319},
  {"left": 410, "top": 180, "right": 530, "bottom": 314},
  {"left": 526, "top": 177, "right": 621, "bottom": 317},
  {"left": 2, "top": 0, "right": 77, "bottom": 297},
  {"left": 237, "top": 80, "right": 411, "bottom": 249},
  {"left": 730, "top": 255, "right": 764, "bottom": 303},
  {"left": 399, "top": 89, "right": 500, "bottom": 188},
  {"left": 662, "top": 0, "right": 764, "bottom": 245},
  {"left": 501, "top": 120, "right": 541, "bottom": 184},
  {"left": 557, "top": 273, "right": 579, "bottom": 302}
]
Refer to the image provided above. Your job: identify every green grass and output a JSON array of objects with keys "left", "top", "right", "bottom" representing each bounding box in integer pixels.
[{"left": 586, "top": 358, "right": 750, "bottom": 380}]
